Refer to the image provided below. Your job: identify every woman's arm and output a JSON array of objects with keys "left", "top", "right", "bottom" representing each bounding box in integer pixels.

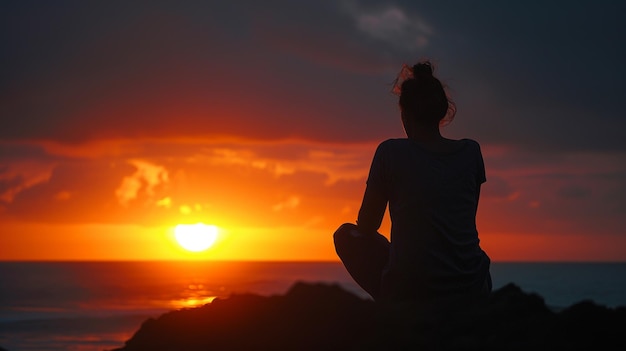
[
  {"left": 356, "top": 143, "right": 388, "bottom": 235},
  {"left": 357, "top": 182, "right": 387, "bottom": 235}
]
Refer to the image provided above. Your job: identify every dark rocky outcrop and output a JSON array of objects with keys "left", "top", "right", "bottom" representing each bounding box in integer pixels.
[{"left": 110, "top": 282, "right": 626, "bottom": 351}]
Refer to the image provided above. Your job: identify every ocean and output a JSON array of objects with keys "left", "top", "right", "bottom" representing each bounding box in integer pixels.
[{"left": 1, "top": 261, "right": 625, "bottom": 351}]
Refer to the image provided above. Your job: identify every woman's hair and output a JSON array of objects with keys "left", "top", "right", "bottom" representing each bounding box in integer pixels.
[{"left": 397, "top": 60, "right": 456, "bottom": 126}]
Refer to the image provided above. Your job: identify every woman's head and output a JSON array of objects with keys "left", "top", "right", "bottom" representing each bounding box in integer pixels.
[{"left": 395, "top": 61, "right": 456, "bottom": 127}]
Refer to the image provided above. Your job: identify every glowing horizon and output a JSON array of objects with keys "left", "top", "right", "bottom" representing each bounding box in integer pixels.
[{"left": 2, "top": 136, "right": 626, "bottom": 262}]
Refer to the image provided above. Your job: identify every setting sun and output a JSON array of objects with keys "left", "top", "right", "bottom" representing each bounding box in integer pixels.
[{"left": 174, "top": 223, "right": 219, "bottom": 252}]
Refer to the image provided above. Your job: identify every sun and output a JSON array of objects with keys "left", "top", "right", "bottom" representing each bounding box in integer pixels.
[{"left": 174, "top": 223, "right": 219, "bottom": 252}]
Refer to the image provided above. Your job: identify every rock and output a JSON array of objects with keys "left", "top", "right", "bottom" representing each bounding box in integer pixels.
[{"left": 109, "top": 282, "right": 626, "bottom": 351}]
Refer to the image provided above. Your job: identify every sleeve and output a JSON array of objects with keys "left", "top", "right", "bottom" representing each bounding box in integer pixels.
[
  {"left": 476, "top": 141, "right": 486, "bottom": 184},
  {"left": 356, "top": 142, "right": 389, "bottom": 235}
]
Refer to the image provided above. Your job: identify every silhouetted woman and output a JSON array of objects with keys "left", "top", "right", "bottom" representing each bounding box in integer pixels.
[{"left": 334, "top": 61, "right": 491, "bottom": 306}]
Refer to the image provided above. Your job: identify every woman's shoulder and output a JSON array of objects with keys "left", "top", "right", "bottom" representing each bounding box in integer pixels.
[
  {"left": 456, "top": 138, "right": 479, "bottom": 146},
  {"left": 381, "top": 138, "right": 409, "bottom": 143},
  {"left": 377, "top": 138, "right": 409, "bottom": 149},
  {"left": 376, "top": 138, "right": 415, "bottom": 153},
  {"left": 459, "top": 138, "right": 483, "bottom": 151}
]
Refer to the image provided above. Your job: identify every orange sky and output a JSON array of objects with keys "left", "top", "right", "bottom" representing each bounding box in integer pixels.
[
  {"left": 0, "top": 138, "right": 382, "bottom": 261},
  {"left": 1, "top": 1, "right": 625, "bottom": 261},
  {"left": 1, "top": 137, "right": 625, "bottom": 261}
]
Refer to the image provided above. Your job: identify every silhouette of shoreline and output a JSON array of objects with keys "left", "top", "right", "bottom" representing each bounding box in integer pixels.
[{"left": 99, "top": 282, "right": 626, "bottom": 351}]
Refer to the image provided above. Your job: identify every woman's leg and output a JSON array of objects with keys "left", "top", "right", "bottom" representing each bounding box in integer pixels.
[{"left": 333, "top": 223, "right": 390, "bottom": 301}]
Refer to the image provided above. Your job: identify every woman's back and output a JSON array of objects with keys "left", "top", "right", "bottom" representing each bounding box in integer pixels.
[{"left": 361, "top": 138, "right": 490, "bottom": 301}]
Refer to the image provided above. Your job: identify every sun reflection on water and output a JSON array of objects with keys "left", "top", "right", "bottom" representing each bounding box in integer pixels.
[
  {"left": 168, "top": 282, "right": 224, "bottom": 309},
  {"left": 170, "top": 296, "right": 218, "bottom": 309}
]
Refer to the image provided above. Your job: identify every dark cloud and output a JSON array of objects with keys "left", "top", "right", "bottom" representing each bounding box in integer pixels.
[
  {"left": 0, "top": 0, "right": 396, "bottom": 144},
  {"left": 1, "top": 143, "right": 44, "bottom": 159},
  {"left": 556, "top": 184, "right": 591, "bottom": 200},
  {"left": 2, "top": 1, "right": 625, "bottom": 151}
]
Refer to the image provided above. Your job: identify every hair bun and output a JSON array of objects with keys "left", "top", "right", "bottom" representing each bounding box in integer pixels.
[{"left": 412, "top": 62, "right": 433, "bottom": 78}]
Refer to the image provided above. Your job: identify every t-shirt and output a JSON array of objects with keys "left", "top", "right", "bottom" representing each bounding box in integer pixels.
[{"left": 357, "top": 138, "right": 490, "bottom": 300}]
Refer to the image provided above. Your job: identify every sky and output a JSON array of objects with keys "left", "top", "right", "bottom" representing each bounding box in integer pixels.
[{"left": 1, "top": 0, "right": 625, "bottom": 261}]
